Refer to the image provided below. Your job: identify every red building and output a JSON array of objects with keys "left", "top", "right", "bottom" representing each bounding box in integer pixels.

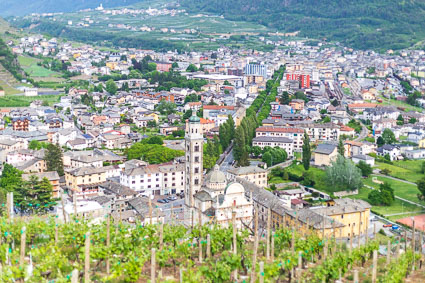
[
  {"left": 154, "top": 61, "right": 172, "bottom": 72},
  {"left": 286, "top": 73, "right": 310, "bottom": 88}
]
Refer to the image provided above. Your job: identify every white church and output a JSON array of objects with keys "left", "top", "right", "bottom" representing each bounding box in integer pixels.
[{"left": 184, "top": 114, "right": 253, "bottom": 228}]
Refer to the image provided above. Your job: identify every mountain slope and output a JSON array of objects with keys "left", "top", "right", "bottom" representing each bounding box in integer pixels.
[
  {"left": 0, "top": 0, "right": 141, "bottom": 17},
  {"left": 181, "top": 0, "right": 425, "bottom": 50}
]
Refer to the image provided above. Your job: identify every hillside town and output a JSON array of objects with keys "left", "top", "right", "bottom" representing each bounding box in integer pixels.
[{"left": 2, "top": 31, "right": 425, "bottom": 242}]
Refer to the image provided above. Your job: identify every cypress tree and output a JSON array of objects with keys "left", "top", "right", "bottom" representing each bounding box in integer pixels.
[{"left": 302, "top": 132, "right": 311, "bottom": 170}]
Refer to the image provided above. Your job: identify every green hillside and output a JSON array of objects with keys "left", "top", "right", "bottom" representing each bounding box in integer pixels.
[{"left": 181, "top": 0, "right": 425, "bottom": 51}]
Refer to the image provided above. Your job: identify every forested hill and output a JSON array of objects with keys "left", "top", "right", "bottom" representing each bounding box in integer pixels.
[
  {"left": 0, "top": 0, "right": 141, "bottom": 17},
  {"left": 181, "top": 0, "right": 425, "bottom": 51}
]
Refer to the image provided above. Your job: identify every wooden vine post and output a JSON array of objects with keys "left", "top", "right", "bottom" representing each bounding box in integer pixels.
[
  {"left": 259, "top": 261, "right": 264, "bottom": 283},
  {"left": 232, "top": 210, "right": 237, "bottom": 255},
  {"left": 73, "top": 193, "right": 77, "bottom": 218},
  {"left": 71, "top": 269, "right": 79, "bottom": 283},
  {"left": 160, "top": 220, "right": 164, "bottom": 251},
  {"left": 271, "top": 231, "right": 275, "bottom": 262},
  {"left": 353, "top": 269, "right": 359, "bottom": 283},
  {"left": 84, "top": 232, "right": 90, "bottom": 283},
  {"left": 206, "top": 234, "right": 211, "bottom": 258},
  {"left": 412, "top": 218, "right": 416, "bottom": 271},
  {"left": 324, "top": 238, "right": 328, "bottom": 260},
  {"left": 55, "top": 224, "right": 59, "bottom": 245},
  {"left": 61, "top": 190, "right": 67, "bottom": 223},
  {"left": 20, "top": 226, "right": 26, "bottom": 267},
  {"left": 386, "top": 240, "right": 391, "bottom": 265},
  {"left": 149, "top": 197, "right": 152, "bottom": 225},
  {"left": 350, "top": 225, "right": 353, "bottom": 254},
  {"left": 106, "top": 215, "right": 110, "bottom": 275},
  {"left": 151, "top": 248, "right": 156, "bottom": 283},
  {"left": 250, "top": 209, "right": 259, "bottom": 283},
  {"left": 372, "top": 250, "right": 377, "bottom": 283},
  {"left": 298, "top": 251, "right": 302, "bottom": 271},
  {"left": 266, "top": 208, "right": 271, "bottom": 260},
  {"left": 396, "top": 237, "right": 400, "bottom": 259}
]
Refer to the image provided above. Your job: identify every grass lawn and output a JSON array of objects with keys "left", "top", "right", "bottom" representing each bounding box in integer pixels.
[
  {"left": 364, "top": 175, "right": 425, "bottom": 205},
  {"left": 18, "top": 56, "right": 60, "bottom": 78},
  {"left": 349, "top": 186, "right": 424, "bottom": 220},
  {"left": 286, "top": 164, "right": 329, "bottom": 192},
  {"left": 375, "top": 159, "right": 424, "bottom": 183},
  {"left": 0, "top": 94, "right": 62, "bottom": 107}
]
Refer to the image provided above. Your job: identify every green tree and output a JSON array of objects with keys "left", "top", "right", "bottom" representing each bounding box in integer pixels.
[
  {"left": 142, "top": 136, "right": 163, "bottom": 145},
  {"left": 338, "top": 138, "right": 345, "bottom": 156},
  {"left": 233, "top": 126, "right": 249, "bottom": 166},
  {"left": 106, "top": 79, "right": 118, "bottom": 95},
  {"left": 280, "top": 91, "right": 290, "bottom": 105},
  {"left": 416, "top": 177, "right": 425, "bottom": 201},
  {"left": 409, "top": 117, "right": 417, "bottom": 124},
  {"left": 382, "top": 129, "right": 396, "bottom": 145},
  {"left": 325, "top": 155, "right": 363, "bottom": 191},
  {"left": 44, "top": 143, "right": 64, "bottom": 176},
  {"left": 126, "top": 143, "right": 184, "bottom": 164},
  {"left": 155, "top": 100, "right": 177, "bottom": 115},
  {"left": 302, "top": 132, "right": 311, "bottom": 170},
  {"left": 368, "top": 182, "right": 395, "bottom": 206},
  {"left": 252, "top": 146, "right": 262, "bottom": 157},
  {"left": 356, "top": 161, "right": 373, "bottom": 177},
  {"left": 171, "top": 62, "right": 179, "bottom": 69},
  {"left": 186, "top": 64, "right": 198, "bottom": 72},
  {"left": 397, "top": 114, "right": 404, "bottom": 125},
  {"left": 377, "top": 136, "right": 385, "bottom": 147}
]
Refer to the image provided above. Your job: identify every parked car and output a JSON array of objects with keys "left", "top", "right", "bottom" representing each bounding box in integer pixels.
[
  {"left": 383, "top": 224, "right": 392, "bottom": 228},
  {"left": 167, "top": 196, "right": 177, "bottom": 201}
]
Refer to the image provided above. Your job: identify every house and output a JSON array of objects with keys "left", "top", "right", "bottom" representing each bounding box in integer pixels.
[
  {"left": 185, "top": 101, "right": 202, "bottom": 112},
  {"left": 314, "top": 143, "right": 338, "bottom": 166},
  {"left": 12, "top": 117, "right": 31, "bottom": 131},
  {"left": 65, "top": 167, "right": 107, "bottom": 199},
  {"left": 167, "top": 114, "right": 181, "bottom": 124},
  {"left": 135, "top": 116, "right": 155, "bottom": 128},
  {"left": 289, "top": 99, "right": 305, "bottom": 111},
  {"left": 344, "top": 140, "right": 376, "bottom": 157},
  {"left": 227, "top": 166, "right": 268, "bottom": 188},
  {"left": 404, "top": 149, "right": 425, "bottom": 160},
  {"left": 22, "top": 171, "right": 61, "bottom": 198},
  {"left": 117, "top": 124, "right": 131, "bottom": 135},
  {"left": 255, "top": 127, "right": 304, "bottom": 151},
  {"left": 252, "top": 136, "right": 294, "bottom": 157},
  {"left": 376, "top": 144, "right": 402, "bottom": 161},
  {"left": 66, "top": 138, "right": 88, "bottom": 150},
  {"left": 159, "top": 124, "right": 179, "bottom": 135},
  {"left": 352, "top": 155, "right": 375, "bottom": 166}
]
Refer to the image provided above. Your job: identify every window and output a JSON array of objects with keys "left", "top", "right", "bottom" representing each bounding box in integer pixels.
[
  {"left": 195, "top": 157, "right": 199, "bottom": 163},
  {"left": 194, "top": 179, "right": 199, "bottom": 185},
  {"left": 172, "top": 172, "right": 175, "bottom": 176},
  {"left": 195, "top": 168, "right": 199, "bottom": 174},
  {"left": 195, "top": 145, "right": 200, "bottom": 152}
]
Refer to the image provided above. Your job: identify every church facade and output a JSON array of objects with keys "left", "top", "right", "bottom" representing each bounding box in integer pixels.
[{"left": 184, "top": 113, "right": 253, "bottom": 228}]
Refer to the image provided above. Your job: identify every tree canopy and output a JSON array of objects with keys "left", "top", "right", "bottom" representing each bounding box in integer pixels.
[
  {"left": 126, "top": 143, "right": 184, "bottom": 164},
  {"left": 325, "top": 155, "right": 363, "bottom": 192}
]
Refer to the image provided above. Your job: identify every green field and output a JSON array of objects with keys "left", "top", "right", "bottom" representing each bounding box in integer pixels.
[
  {"left": 364, "top": 175, "right": 425, "bottom": 205},
  {"left": 377, "top": 95, "right": 424, "bottom": 112},
  {"left": 18, "top": 56, "right": 59, "bottom": 78},
  {"left": 286, "top": 164, "right": 328, "bottom": 192},
  {"left": 348, "top": 186, "right": 424, "bottom": 221},
  {"left": 0, "top": 94, "right": 62, "bottom": 107},
  {"left": 375, "top": 160, "right": 424, "bottom": 183}
]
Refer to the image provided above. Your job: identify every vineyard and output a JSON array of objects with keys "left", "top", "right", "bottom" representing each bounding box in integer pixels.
[{"left": 0, "top": 214, "right": 423, "bottom": 282}]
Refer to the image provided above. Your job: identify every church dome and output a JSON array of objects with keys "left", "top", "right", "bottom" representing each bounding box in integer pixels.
[
  {"left": 206, "top": 165, "right": 227, "bottom": 191},
  {"left": 209, "top": 165, "right": 226, "bottom": 183},
  {"left": 189, "top": 114, "right": 200, "bottom": 123}
]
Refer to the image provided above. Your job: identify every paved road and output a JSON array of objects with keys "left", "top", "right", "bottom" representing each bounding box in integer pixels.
[
  {"left": 220, "top": 148, "right": 234, "bottom": 173},
  {"left": 372, "top": 173, "right": 416, "bottom": 185},
  {"left": 354, "top": 122, "right": 369, "bottom": 142}
]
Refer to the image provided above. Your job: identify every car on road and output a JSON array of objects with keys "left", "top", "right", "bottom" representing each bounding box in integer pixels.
[
  {"left": 167, "top": 196, "right": 177, "bottom": 201},
  {"left": 383, "top": 224, "right": 393, "bottom": 228}
]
